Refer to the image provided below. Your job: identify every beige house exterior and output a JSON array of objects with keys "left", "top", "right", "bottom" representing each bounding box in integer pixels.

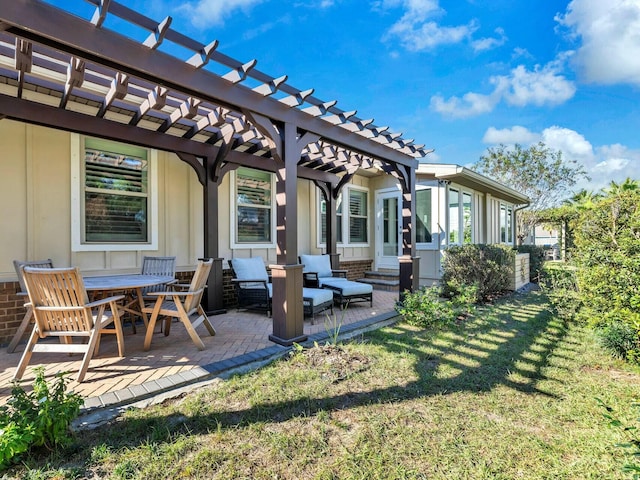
[{"left": 0, "top": 122, "right": 528, "bottom": 310}]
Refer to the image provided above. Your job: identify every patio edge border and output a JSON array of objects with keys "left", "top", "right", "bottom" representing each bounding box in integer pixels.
[{"left": 73, "top": 311, "right": 401, "bottom": 430}]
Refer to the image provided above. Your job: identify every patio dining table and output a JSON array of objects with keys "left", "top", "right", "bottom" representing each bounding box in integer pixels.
[{"left": 83, "top": 274, "right": 175, "bottom": 333}]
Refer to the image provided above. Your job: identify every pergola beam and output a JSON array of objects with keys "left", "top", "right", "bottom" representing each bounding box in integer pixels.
[{"left": 0, "top": 0, "right": 419, "bottom": 169}]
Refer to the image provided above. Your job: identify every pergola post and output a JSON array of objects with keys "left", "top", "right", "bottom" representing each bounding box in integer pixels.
[
  {"left": 202, "top": 166, "right": 225, "bottom": 314},
  {"left": 399, "top": 165, "right": 419, "bottom": 299}
]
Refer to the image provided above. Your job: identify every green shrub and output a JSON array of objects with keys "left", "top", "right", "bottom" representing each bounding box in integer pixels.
[
  {"left": 539, "top": 263, "right": 582, "bottom": 321},
  {"left": 0, "top": 368, "right": 83, "bottom": 469},
  {"left": 597, "top": 317, "right": 640, "bottom": 364},
  {"left": 396, "top": 284, "right": 476, "bottom": 329},
  {"left": 396, "top": 286, "right": 455, "bottom": 329},
  {"left": 516, "top": 244, "right": 546, "bottom": 282},
  {"left": 441, "top": 244, "right": 515, "bottom": 302}
]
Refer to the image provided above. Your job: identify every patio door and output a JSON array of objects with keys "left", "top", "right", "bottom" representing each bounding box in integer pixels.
[{"left": 375, "top": 189, "right": 402, "bottom": 270}]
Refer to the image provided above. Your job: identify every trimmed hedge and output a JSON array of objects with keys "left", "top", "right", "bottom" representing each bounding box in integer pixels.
[{"left": 441, "top": 244, "right": 515, "bottom": 302}]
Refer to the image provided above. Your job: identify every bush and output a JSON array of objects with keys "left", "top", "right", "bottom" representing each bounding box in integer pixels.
[
  {"left": 0, "top": 367, "right": 83, "bottom": 469},
  {"left": 571, "top": 190, "right": 640, "bottom": 356},
  {"left": 516, "top": 244, "right": 546, "bottom": 282},
  {"left": 441, "top": 244, "right": 514, "bottom": 302},
  {"left": 396, "top": 284, "right": 476, "bottom": 329},
  {"left": 539, "top": 263, "right": 582, "bottom": 321},
  {"left": 597, "top": 317, "right": 640, "bottom": 364}
]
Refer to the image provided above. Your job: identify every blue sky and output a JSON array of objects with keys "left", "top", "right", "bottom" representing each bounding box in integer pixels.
[{"left": 51, "top": 0, "right": 640, "bottom": 195}]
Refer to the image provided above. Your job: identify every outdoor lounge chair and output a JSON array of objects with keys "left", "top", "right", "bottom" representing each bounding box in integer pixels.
[
  {"left": 300, "top": 254, "right": 373, "bottom": 309},
  {"left": 14, "top": 266, "right": 125, "bottom": 383},
  {"left": 7, "top": 259, "right": 55, "bottom": 353},
  {"left": 230, "top": 257, "right": 334, "bottom": 320},
  {"left": 141, "top": 258, "right": 216, "bottom": 351}
]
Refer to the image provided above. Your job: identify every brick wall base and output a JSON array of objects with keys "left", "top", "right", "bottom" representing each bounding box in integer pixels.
[{"left": 0, "top": 258, "right": 374, "bottom": 346}]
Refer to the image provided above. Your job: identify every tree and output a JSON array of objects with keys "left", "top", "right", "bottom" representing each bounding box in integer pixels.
[{"left": 473, "top": 142, "right": 589, "bottom": 244}]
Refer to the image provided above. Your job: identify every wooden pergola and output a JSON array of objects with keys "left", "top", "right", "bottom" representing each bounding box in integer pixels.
[{"left": 0, "top": 0, "right": 429, "bottom": 345}]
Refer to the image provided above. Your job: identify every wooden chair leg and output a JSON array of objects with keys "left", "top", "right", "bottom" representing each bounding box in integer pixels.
[
  {"left": 12, "top": 326, "right": 39, "bottom": 381},
  {"left": 7, "top": 307, "right": 33, "bottom": 353}
]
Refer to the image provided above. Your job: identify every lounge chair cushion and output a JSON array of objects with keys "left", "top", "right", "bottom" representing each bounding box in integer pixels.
[
  {"left": 320, "top": 277, "right": 373, "bottom": 296},
  {"left": 300, "top": 254, "right": 333, "bottom": 279},
  {"left": 302, "top": 287, "right": 334, "bottom": 306}
]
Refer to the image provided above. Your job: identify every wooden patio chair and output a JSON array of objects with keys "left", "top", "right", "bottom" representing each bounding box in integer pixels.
[
  {"left": 7, "top": 259, "right": 54, "bottom": 353},
  {"left": 140, "top": 256, "right": 176, "bottom": 298},
  {"left": 13, "top": 266, "right": 125, "bottom": 383},
  {"left": 141, "top": 258, "right": 216, "bottom": 351}
]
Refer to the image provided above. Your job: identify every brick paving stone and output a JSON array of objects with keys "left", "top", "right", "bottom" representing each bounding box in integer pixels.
[{"left": 0, "top": 291, "right": 399, "bottom": 408}]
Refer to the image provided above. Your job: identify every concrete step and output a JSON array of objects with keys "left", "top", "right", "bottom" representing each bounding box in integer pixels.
[
  {"left": 363, "top": 270, "right": 399, "bottom": 280},
  {"left": 358, "top": 277, "right": 400, "bottom": 292}
]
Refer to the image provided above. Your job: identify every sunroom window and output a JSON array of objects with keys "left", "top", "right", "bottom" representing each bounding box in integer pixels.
[{"left": 416, "top": 188, "right": 433, "bottom": 244}]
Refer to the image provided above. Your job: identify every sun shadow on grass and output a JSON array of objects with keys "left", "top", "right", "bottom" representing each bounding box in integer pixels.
[{"left": 74, "top": 293, "right": 570, "bottom": 444}]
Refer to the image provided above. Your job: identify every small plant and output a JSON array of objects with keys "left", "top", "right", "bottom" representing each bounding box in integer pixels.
[
  {"left": 396, "top": 285, "right": 456, "bottom": 329},
  {"left": 324, "top": 305, "right": 346, "bottom": 345},
  {"left": 597, "top": 318, "right": 640, "bottom": 364},
  {"left": 539, "top": 263, "right": 582, "bottom": 321},
  {"left": 597, "top": 398, "right": 640, "bottom": 478},
  {"left": 0, "top": 367, "right": 83, "bottom": 469}
]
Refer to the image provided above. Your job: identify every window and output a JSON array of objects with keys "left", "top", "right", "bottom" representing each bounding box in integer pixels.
[
  {"left": 349, "top": 189, "right": 368, "bottom": 243},
  {"left": 416, "top": 187, "right": 433, "bottom": 244},
  {"left": 448, "top": 188, "right": 460, "bottom": 244},
  {"left": 500, "top": 203, "right": 513, "bottom": 244},
  {"left": 319, "top": 195, "right": 343, "bottom": 244},
  {"left": 463, "top": 192, "right": 472, "bottom": 244},
  {"left": 234, "top": 167, "right": 274, "bottom": 244},
  {"left": 448, "top": 186, "right": 474, "bottom": 245},
  {"left": 83, "top": 139, "right": 149, "bottom": 243}
]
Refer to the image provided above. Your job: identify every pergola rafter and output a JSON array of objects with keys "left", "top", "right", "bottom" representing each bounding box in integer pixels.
[{"left": 0, "top": 0, "right": 430, "bottom": 346}]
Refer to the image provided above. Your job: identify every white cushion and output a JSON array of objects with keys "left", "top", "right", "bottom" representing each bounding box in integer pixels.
[
  {"left": 302, "top": 287, "right": 333, "bottom": 306},
  {"left": 300, "top": 254, "right": 333, "bottom": 279},
  {"left": 320, "top": 277, "right": 372, "bottom": 295}
]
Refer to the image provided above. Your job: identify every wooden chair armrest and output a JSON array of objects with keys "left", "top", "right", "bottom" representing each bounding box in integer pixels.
[
  {"left": 332, "top": 269, "right": 348, "bottom": 278},
  {"left": 86, "top": 295, "right": 125, "bottom": 308}
]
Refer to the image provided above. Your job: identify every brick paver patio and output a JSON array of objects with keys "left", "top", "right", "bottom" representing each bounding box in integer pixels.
[{"left": 0, "top": 291, "right": 399, "bottom": 413}]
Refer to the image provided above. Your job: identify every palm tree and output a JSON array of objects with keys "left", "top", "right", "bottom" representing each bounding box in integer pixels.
[
  {"left": 563, "top": 189, "right": 601, "bottom": 210},
  {"left": 602, "top": 178, "right": 639, "bottom": 196}
]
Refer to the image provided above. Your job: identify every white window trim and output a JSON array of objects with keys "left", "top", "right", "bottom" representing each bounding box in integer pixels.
[
  {"left": 346, "top": 185, "right": 370, "bottom": 247},
  {"left": 447, "top": 183, "right": 474, "bottom": 246},
  {"left": 415, "top": 182, "right": 438, "bottom": 250},
  {"left": 499, "top": 202, "right": 514, "bottom": 245},
  {"left": 317, "top": 185, "right": 370, "bottom": 248},
  {"left": 71, "top": 134, "right": 158, "bottom": 252},
  {"left": 230, "top": 168, "right": 277, "bottom": 249}
]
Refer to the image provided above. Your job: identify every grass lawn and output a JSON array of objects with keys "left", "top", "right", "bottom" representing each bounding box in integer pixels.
[{"left": 4, "top": 290, "right": 640, "bottom": 479}]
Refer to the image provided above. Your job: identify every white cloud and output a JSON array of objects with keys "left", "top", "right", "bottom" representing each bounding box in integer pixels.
[
  {"left": 381, "top": 0, "right": 478, "bottom": 51},
  {"left": 430, "top": 91, "right": 499, "bottom": 118},
  {"left": 472, "top": 27, "right": 507, "bottom": 52},
  {"left": 500, "top": 64, "right": 576, "bottom": 107},
  {"left": 178, "top": 0, "right": 263, "bottom": 28},
  {"left": 541, "top": 126, "right": 594, "bottom": 161},
  {"left": 557, "top": 0, "right": 640, "bottom": 85},
  {"left": 431, "top": 57, "right": 576, "bottom": 118},
  {"left": 482, "top": 126, "right": 540, "bottom": 144}
]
